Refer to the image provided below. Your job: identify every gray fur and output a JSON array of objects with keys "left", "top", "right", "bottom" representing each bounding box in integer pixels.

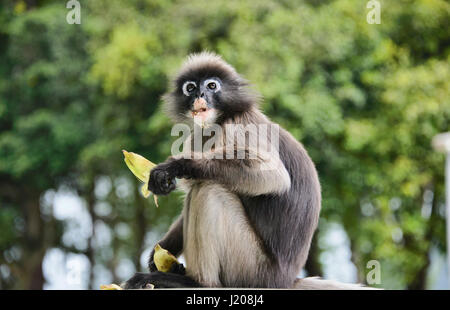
[
  {"left": 147, "top": 52, "right": 322, "bottom": 288},
  {"left": 293, "top": 277, "right": 380, "bottom": 290}
]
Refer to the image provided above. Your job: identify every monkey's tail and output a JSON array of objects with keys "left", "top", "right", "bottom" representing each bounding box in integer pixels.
[{"left": 293, "top": 277, "right": 381, "bottom": 290}]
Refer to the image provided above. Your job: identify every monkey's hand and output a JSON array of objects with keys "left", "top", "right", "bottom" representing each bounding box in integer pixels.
[
  {"left": 148, "top": 158, "right": 196, "bottom": 195},
  {"left": 149, "top": 248, "right": 186, "bottom": 275},
  {"left": 148, "top": 248, "right": 158, "bottom": 272},
  {"left": 148, "top": 161, "right": 178, "bottom": 195}
]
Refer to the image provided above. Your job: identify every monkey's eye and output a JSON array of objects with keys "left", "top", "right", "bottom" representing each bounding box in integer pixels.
[
  {"left": 204, "top": 79, "right": 221, "bottom": 92},
  {"left": 182, "top": 81, "right": 197, "bottom": 96},
  {"left": 187, "top": 83, "right": 196, "bottom": 92}
]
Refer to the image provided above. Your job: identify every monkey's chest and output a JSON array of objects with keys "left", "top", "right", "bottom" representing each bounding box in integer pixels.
[{"left": 181, "top": 181, "right": 266, "bottom": 287}]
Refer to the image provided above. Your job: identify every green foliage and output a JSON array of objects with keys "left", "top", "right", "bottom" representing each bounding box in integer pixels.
[{"left": 0, "top": 0, "right": 448, "bottom": 289}]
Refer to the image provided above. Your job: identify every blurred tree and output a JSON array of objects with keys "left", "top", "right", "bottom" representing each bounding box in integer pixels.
[{"left": 0, "top": 2, "right": 95, "bottom": 288}]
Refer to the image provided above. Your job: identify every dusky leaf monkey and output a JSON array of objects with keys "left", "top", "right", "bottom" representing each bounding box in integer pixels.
[{"left": 124, "top": 52, "right": 321, "bottom": 289}]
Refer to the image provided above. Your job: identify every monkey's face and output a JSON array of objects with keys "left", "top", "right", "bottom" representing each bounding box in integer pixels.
[
  {"left": 179, "top": 77, "right": 222, "bottom": 127},
  {"left": 164, "top": 52, "right": 259, "bottom": 126}
]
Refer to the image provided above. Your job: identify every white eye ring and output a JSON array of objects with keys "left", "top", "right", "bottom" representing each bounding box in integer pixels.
[
  {"left": 182, "top": 81, "right": 196, "bottom": 96},
  {"left": 204, "top": 79, "right": 221, "bottom": 92}
]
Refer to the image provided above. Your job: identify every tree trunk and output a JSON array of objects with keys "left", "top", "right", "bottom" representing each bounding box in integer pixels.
[
  {"left": 84, "top": 179, "right": 97, "bottom": 290},
  {"left": 406, "top": 187, "right": 440, "bottom": 290},
  {"left": 22, "top": 190, "right": 46, "bottom": 289},
  {"left": 134, "top": 182, "right": 148, "bottom": 272}
]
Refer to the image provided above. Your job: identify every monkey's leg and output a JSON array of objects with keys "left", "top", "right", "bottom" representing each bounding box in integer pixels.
[
  {"left": 148, "top": 216, "right": 183, "bottom": 272},
  {"left": 123, "top": 272, "right": 202, "bottom": 289},
  {"left": 125, "top": 216, "right": 190, "bottom": 288}
]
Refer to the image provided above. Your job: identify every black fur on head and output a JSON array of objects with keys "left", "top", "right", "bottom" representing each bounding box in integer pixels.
[{"left": 163, "top": 51, "right": 260, "bottom": 124}]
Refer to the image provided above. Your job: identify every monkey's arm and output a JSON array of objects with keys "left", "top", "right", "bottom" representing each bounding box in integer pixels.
[
  {"left": 148, "top": 215, "right": 183, "bottom": 272},
  {"left": 150, "top": 149, "right": 291, "bottom": 196}
]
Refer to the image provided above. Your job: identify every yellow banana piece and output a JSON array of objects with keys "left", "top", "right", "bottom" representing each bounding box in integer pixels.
[
  {"left": 100, "top": 283, "right": 155, "bottom": 290},
  {"left": 122, "top": 150, "right": 159, "bottom": 207},
  {"left": 100, "top": 283, "right": 123, "bottom": 290},
  {"left": 153, "top": 244, "right": 179, "bottom": 273}
]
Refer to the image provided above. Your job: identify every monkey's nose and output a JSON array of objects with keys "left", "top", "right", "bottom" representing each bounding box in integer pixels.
[
  {"left": 193, "top": 98, "right": 207, "bottom": 112},
  {"left": 200, "top": 92, "right": 205, "bottom": 98}
]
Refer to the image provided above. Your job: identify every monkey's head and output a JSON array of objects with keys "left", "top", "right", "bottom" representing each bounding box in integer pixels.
[{"left": 163, "top": 52, "right": 260, "bottom": 126}]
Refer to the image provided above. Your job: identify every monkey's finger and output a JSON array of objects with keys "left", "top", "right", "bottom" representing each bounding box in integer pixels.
[
  {"left": 149, "top": 260, "right": 158, "bottom": 273},
  {"left": 161, "top": 174, "right": 170, "bottom": 191},
  {"left": 156, "top": 170, "right": 172, "bottom": 195},
  {"left": 159, "top": 171, "right": 171, "bottom": 193},
  {"left": 167, "top": 178, "right": 177, "bottom": 192},
  {"left": 148, "top": 171, "right": 166, "bottom": 195},
  {"left": 155, "top": 171, "right": 166, "bottom": 194},
  {"left": 169, "top": 263, "right": 186, "bottom": 275},
  {"left": 147, "top": 175, "right": 159, "bottom": 194}
]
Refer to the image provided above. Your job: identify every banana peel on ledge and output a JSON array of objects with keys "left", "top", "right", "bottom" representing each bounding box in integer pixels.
[
  {"left": 100, "top": 284, "right": 123, "bottom": 290},
  {"left": 122, "top": 150, "right": 159, "bottom": 207},
  {"left": 100, "top": 283, "right": 155, "bottom": 290}
]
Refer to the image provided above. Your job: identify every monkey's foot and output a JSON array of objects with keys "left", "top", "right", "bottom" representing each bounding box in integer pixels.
[{"left": 123, "top": 272, "right": 202, "bottom": 289}]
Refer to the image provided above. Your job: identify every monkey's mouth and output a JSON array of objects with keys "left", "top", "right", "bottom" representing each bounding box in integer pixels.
[
  {"left": 189, "top": 107, "right": 217, "bottom": 127},
  {"left": 191, "top": 107, "right": 211, "bottom": 120}
]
